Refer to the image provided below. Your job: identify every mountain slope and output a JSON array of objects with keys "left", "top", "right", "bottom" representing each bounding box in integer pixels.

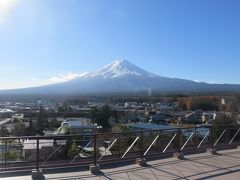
[
  {"left": 85, "top": 59, "right": 158, "bottom": 79},
  {"left": 1, "top": 59, "right": 240, "bottom": 95}
]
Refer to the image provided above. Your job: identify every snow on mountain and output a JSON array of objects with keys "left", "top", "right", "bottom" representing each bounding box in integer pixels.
[
  {"left": 1, "top": 59, "right": 240, "bottom": 95},
  {"left": 85, "top": 59, "right": 158, "bottom": 79}
]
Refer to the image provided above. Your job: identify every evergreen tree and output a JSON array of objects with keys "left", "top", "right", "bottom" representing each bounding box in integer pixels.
[
  {"left": 0, "top": 126, "right": 9, "bottom": 137},
  {"left": 96, "top": 105, "right": 112, "bottom": 129},
  {"left": 36, "top": 106, "right": 48, "bottom": 134}
]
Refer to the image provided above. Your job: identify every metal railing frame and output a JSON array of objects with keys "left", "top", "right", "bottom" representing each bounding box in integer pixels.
[{"left": 0, "top": 124, "right": 239, "bottom": 173}]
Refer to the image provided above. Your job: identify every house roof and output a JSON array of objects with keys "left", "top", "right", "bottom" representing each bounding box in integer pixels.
[
  {"left": 62, "top": 118, "right": 100, "bottom": 129},
  {"left": 128, "top": 123, "right": 174, "bottom": 130},
  {"left": 0, "top": 108, "right": 14, "bottom": 113},
  {"left": 23, "top": 139, "right": 54, "bottom": 150}
]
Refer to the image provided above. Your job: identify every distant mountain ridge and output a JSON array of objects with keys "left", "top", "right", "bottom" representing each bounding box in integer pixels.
[{"left": 1, "top": 59, "right": 240, "bottom": 95}]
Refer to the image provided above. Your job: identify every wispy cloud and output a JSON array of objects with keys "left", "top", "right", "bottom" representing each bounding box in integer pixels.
[
  {"left": 194, "top": 79, "right": 223, "bottom": 84},
  {"left": 46, "top": 72, "right": 88, "bottom": 84},
  {"left": 0, "top": 72, "right": 89, "bottom": 90},
  {"left": 0, "top": 0, "right": 19, "bottom": 23},
  {"left": 193, "top": 80, "right": 201, "bottom": 83}
]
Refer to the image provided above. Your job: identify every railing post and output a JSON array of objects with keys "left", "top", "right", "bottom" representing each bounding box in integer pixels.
[
  {"left": 118, "top": 133, "right": 121, "bottom": 159},
  {"left": 208, "top": 125, "right": 217, "bottom": 155},
  {"left": 174, "top": 128, "right": 184, "bottom": 160},
  {"left": 208, "top": 126, "right": 213, "bottom": 149},
  {"left": 36, "top": 138, "right": 39, "bottom": 171},
  {"left": 136, "top": 131, "right": 146, "bottom": 166},
  {"left": 32, "top": 137, "right": 43, "bottom": 180},
  {"left": 65, "top": 137, "right": 68, "bottom": 165},
  {"left": 94, "top": 134, "right": 97, "bottom": 166},
  {"left": 4, "top": 139, "right": 7, "bottom": 170},
  {"left": 89, "top": 134, "right": 100, "bottom": 174},
  {"left": 225, "top": 126, "right": 229, "bottom": 145},
  {"left": 158, "top": 132, "right": 161, "bottom": 151},
  {"left": 194, "top": 128, "right": 197, "bottom": 146},
  {"left": 178, "top": 129, "right": 181, "bottom": 153},
  {"left": 1, "top": 139, "right": 2, "bottom": 170},
  {"left": 140, "top": 131, "right": 143, "bottom": 159}
]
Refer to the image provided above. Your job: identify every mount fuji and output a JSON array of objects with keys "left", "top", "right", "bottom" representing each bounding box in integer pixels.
[{"left": 1, "top": 59, "right": 240, "bottom": 95}]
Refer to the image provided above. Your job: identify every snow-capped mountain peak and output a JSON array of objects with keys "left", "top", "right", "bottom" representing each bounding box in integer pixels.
[
  {"left": 2, "top": 59, "right": 240, "bottom": 95},
  {"left": 87, "top": 59, "right": 158, "bottom": 79}
]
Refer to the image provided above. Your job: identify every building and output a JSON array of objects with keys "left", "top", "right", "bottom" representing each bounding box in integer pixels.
[
  {"left": 185, "top": 111, "right": 201, "bottom": 124},
  {"left": 149, "top": 112, "right": 170, "bottom": 124},
  {"left": 124, "top": 102, "right": 138, "bottom": 109},
  {"left": 127, "top": 123, "right": 174, "bottom": 131},
  {"left": 202, "top": 112, "right": 217, "bottom": 124},
  {"left": 59, "top": 118, "right": 100, "bottom": 134},
  {"left": 22, "top": 139, "right": 55, "bottom": 161},
  {"left": 12, "top": 113, "right": 24, "bottom": 120},
  {"left": 159, "top": 103, "right": 173, "bottom": 111},
  {"left": 0, "top": 108, "right": 14, "bottom": 118}
]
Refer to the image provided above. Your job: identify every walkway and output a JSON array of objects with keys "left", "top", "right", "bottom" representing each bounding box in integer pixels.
[{"left": 1, "top": 149, "right": 240, "bottom": 180}]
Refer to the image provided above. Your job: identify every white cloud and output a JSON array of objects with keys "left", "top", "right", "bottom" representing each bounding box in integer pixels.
[
  {"left": 193, "top": 80, "right": 201, "bottom": 83},
  {"left": 46, "top": 72, "right": 88, "bottom": 84},
  {"left": 0, "top": 0, "right": 19, "bottom": 23},
  {"left": 193, "top": 79, "right": 223, "bottom": 84},
  {"left": 206, "top": 80, "right": 223, "bottom": 84},
  {"left": 0, "top": 72, "right": 88, "bottom": 90},
  {"left": 32, "top": 77, "right": 38, "bottom": 81}
]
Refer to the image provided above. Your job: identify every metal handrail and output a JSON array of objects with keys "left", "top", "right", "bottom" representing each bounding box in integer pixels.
[
  {"left": 2, "top": 124, "right": 237, "bottom": 140},
  {"left": 0, "top": 124, "right": 239, "bottom": 173}
]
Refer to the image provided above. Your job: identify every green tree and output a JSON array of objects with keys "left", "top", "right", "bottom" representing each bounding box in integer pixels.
[
  {"left": 24, "top": 127, "right": 36, "bottom": 136},
  {"left": 12, "top": 122, "right": 26, "bottom": 136},
  {"left": 226, "top": 101, "right": 238, "bottom": 113},
  {"left": 112, "top": 124, "right": 130, "bottom": 133},
  {"left": 36, "top": 106, "right": 48, "bottom": 134},
  {"left": 58, "top": 105, "right": 72, "bottom": 113},
  {"left": 67, "top": 141, "right": 80, "bottom": 158},
  {"left": 5, "top": 151, "right": 20, "bottom": 161},
  {"left": 0, "top": 126, "right": 9, "bottom": 137},
  {"left": 90, "top": 107, "right": 98, "bottom": 124},
  {"left": 95, "top": 105, "right": 112, "bottom": 129},
  {"left": 213, "top": 114, "right": 235, "bottom": 126},
  {"left": 112, "top": 110, "right": 119, "bottom": 123}
]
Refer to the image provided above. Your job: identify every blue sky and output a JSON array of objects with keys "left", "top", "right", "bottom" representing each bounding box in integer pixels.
[{"left": 0, "top": 0, "right": 240, "bottom": 89}]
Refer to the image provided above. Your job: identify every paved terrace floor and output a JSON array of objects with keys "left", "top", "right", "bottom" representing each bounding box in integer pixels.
[{"left": 1, "top": 149, "right": 240, "bottom": 180}]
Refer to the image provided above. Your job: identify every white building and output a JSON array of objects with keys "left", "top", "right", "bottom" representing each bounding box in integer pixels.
[
  {"left": 0, "top": 108, "right": 14, "bottom": 118},
  {"left": 202, "top": 112, "right": 217, "bottom": 124},
  {"left": 124, "top": 102, "right": 138, "bottom": 109},
  {"left": 59, "top": 118, "right": 100, "bottom": 134}
]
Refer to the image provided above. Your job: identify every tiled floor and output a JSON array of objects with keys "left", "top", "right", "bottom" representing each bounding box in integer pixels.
[{"left": 1, "top": 149, "right": 240, "bottom": 180}]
